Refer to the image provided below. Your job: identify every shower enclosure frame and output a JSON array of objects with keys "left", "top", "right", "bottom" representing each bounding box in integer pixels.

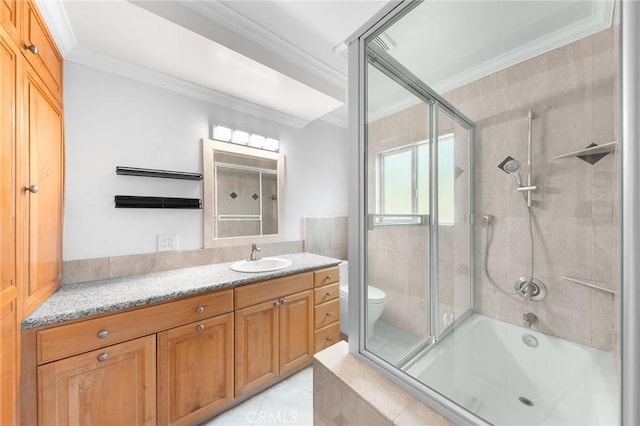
[{"left": 347, "top": 0, "right": 637, "bottom": 425}]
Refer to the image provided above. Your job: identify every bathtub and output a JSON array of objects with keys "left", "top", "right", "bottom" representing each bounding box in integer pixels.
[{"left": 405, "top": 314, "right": 619, "bottom": 425}]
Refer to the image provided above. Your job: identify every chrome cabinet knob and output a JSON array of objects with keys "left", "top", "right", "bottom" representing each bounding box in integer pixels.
[
  {"left": 197, "top": 324, "right": 205, "bottom": 332},
  {"left": 196, "top": 306, "right": 205, "bottom": 314},
  {"left": 326, "top": 336, "right": 333, "bottom": 342},
  {"left": 97, "top": 330, "right": 108, "bottom": 339},
  {"left": 273, "top": 300, "right": 280, "bottom": 308},
  {"left": 25, "top": 185, "right": 38, "bottom": 193},
  {"left": 281, "top": 298, "right": 288, "bottom": 305},
  {"left": 98, "top": 353, "right": 109, "bottom": 362},
  {"left": 325, "top": 274, "right": 332, "bottom": 281},
  {"left": 24, "top": 44, "right": 38, "bottom": 54},
  {"left": 325, "top": 311, "right": 332, "bottom": 317},
  {"left": 325, "top": 291, "right": 332, "bottom": 297}
]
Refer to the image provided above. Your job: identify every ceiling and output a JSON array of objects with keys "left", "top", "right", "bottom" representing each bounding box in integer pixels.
[{"left": 37, "top": 0, "right": 390, "bottom": 128}]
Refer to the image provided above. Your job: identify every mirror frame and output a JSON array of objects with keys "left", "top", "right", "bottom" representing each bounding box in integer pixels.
[{"left": 202, "top": 138, "right": 285, "bottom": 248}]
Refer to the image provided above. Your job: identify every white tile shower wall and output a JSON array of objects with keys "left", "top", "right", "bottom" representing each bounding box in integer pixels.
[{"left": 445, "top": 25, "right": 618, "bottom": 351}]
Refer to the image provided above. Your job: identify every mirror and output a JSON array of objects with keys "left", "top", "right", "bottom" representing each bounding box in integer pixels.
[{"left": 202, "top": 139, "right": 285, "bottom": 248}]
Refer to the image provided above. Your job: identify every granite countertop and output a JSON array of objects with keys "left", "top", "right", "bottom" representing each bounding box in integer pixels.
[{"left": 22, "top": 252, "right": 341, "bottom": 330}]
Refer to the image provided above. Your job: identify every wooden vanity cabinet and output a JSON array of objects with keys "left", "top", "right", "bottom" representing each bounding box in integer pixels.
[
  {"left": 157, "top": 313, "right": 234, "bottom": 426},
  {"left": 234, "top": 273, "right": 314, "bottom": 397},
  {"left": 38, "top": 335, "right": 157, "bottom": 426}
]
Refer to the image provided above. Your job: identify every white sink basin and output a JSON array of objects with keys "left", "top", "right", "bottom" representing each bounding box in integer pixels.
[{"left": 230, "top": 257, "right": 292, "bottom": 273}]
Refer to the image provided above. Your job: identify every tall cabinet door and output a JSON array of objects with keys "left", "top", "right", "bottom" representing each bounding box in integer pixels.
[
  {"left": 235, "top": 300, "right": 279, "bottom": 396},
  {"left": 279, "top": 290, "right": 313, "bottom": 375},
  {"left": 158, "top": 313, "right": 234, "bottom": 426},
  {"left": 38, "top": 335, "right": 156, "bottom": 426},
  {"left": 0, "top": 28, "right": 18, "bottom": 426},
  {"left": 21, "top": 63, "right": 63, "bottom": 317}
]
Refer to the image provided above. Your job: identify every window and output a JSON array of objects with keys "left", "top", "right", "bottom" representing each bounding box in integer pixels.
[{"left": 379, "top": 135, "right": 455, "bottom": 224}]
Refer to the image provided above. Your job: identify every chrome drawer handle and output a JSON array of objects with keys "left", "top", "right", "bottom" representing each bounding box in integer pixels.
[
  {"left": 325, "top": 311, "right": 332, "bottom": 317},
  {"left": 325, "top": 274, "right": 332, "bottom": 281},
  {"left": 197, "top": 324, "right": 205, "bottom": 332},
  {"left": 325, "top": 291, "right": 332, "bottom": 296},
  {"left": 25, "top": 185, "right": 38, "bottom": 193},
  {"left": 326, "top": 336, "right": 333, "bottom": 342},
  {"left": 196, "top": 306, "right": 205, "bottom": 314},
  {"left": 98, "top": 353, "right": 108, "bottom": 362},
  {"left": 24, "top": 44, "right": 38, "bottom": 55},
  {"left": 97, "top": 330, "right": 108, "bottom": 339}
]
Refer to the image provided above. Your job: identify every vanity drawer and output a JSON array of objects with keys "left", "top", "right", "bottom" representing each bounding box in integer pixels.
[
  {"left": 37, "top": 289, "right": 233, "bottom": 364},
  {"left": 314, "top": 299, "right": 340, "bottom": 329},
  {"left": 235, "top": 273, "right": 312, "bottom": 309},
  {"left": 314, "top": 323, "right": 340, "bottom": 352},
  {"left": 313, "top": 267, "right": 339, "bottom": 287},
  {"left": 314, "top": 283, "right": 339, "bottom": 305}
]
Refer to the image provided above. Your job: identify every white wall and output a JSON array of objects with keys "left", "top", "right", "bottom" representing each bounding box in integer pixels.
[{"left": 63, "top": 62, "right": 348, "bottom": 260}]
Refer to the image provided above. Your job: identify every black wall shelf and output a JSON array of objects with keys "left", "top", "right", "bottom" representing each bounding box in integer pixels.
[
  {"left": 116, "top": 166, "right": 203, "bottom": 181},
  {"left": 114, "top": 196, "right": 202, "bottom": 209}
]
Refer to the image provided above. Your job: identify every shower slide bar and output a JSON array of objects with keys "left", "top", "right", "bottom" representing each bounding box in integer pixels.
[{"left": 366, "top": 214, "right": 429, "bottom": 230}]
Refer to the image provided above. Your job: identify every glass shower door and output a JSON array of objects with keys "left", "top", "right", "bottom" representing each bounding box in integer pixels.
[{"left": 364, "top": 60, "right": 434, "bottom": 365}]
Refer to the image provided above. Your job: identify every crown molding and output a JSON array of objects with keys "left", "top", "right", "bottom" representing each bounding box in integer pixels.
[
  {"left": 319, "top": 107, "right": 348, "bottom": 129},
  {"left": 65, "top": 49, "right": 310, "bottom": 129},
  {"left": 180, "top": 0, "right": 347, "bottom": 90},
  {"left": 34, "top": 0, "right": 77, "bottom": 54}
]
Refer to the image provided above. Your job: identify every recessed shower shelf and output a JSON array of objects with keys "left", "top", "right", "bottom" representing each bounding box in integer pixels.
[
  {"left": 561, "top": 276, "right": 616, "bottom": 295},
  {"left": 552, "top": 141, "right": 617, "bottom": 160}
]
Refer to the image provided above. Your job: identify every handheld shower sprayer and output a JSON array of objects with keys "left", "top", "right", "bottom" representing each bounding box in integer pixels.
[{"left": 497, "top": 156, "right": 523, "bottom": 186}]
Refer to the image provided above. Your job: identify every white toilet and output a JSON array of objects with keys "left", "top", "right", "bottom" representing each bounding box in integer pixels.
[{"left": 339, "top": 261, "right": 386, "bottom": 337}]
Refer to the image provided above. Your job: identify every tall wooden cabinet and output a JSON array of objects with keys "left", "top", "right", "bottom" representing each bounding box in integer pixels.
[
  {"left": 0, "top": 17, "right": 20, "bottom": 426},
  {"left": 1, "top": 0, "right": 63, "bottom": 424}
]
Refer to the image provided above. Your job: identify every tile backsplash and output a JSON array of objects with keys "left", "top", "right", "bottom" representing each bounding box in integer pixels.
[{"left": 62, "top": 240, "right": 303, "bottom": 284}]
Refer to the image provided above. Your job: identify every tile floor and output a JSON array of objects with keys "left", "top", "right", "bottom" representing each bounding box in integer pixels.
[{"left": 201, "top": 366, "right": 313, "bottom": 426}]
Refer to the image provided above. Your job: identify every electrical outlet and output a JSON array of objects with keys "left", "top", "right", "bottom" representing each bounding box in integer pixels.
[{"left": 157, "top": 233, "right": 178, "bottom": 252}]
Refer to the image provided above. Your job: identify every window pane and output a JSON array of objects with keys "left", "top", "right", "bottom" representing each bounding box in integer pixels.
[{"left": 382, "top": 150, "right": 412, "bottom": 214}]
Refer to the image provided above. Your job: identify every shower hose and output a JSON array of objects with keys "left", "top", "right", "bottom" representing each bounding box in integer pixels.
[{"left": 484, "top": 190, "right": 535, "bottom": 296}]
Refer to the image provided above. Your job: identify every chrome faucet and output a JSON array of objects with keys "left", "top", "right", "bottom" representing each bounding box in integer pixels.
[
  {"left": 522, "top": 312, "right": 538, "bottom": 328},
  {"left": 250, "top": 243, "right": 262, "bottom": 261}
]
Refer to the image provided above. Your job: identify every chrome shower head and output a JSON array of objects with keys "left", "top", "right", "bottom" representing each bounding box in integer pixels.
[
  {"left": 498, "top": 156, "right": 523, "bottom": 186},
  {"left": 498, "top": 156, "right": 521, "bottom": 174}
]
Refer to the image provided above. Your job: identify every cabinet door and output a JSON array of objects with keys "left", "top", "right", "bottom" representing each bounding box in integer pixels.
[
  {"left": 38, "top": 335, "right": 156, "bottom": 426},
  {"left": 158, "top": 313, "right": 234, "bottom": 425},
  {"left": 1, "top": 300, "right": 18, "bottom": 426},
  {"left": 235, "top": 300, "right": 279, "bottom": 396},
  {"left": 21, "top": 63, "right": 63, "bottom": 317},
  {"left": 279, "top": 290, "right": 313, "bottom": 375}
]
